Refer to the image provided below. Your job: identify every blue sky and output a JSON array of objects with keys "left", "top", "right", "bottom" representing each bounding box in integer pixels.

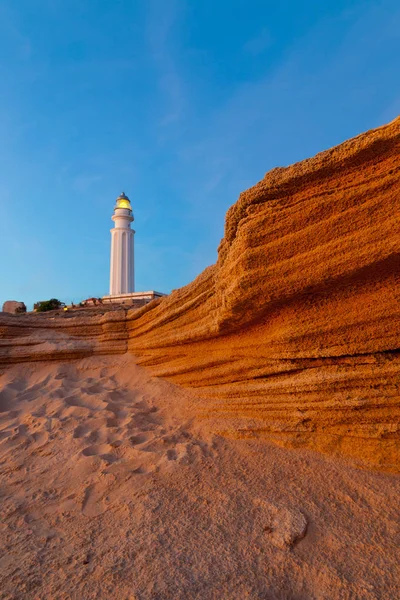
[{"left": 0, "top": 0, "right": 399, "bottom": 309}]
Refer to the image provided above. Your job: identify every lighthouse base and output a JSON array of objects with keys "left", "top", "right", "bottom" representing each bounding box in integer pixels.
[{"left": 102, "top": 290, "right": 166, "bottom": 308}]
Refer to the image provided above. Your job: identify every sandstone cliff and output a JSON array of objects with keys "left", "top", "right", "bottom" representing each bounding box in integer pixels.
[{"left": 1, "top": 117, "right": 399, "bottom": 470}]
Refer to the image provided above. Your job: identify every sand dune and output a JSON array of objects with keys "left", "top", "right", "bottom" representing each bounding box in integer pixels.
[{"left": 1, "top": 354, "right": 399, "bottom": 599}]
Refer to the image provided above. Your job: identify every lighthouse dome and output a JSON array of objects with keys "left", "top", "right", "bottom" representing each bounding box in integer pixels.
[{"left": 115, "top": 192, "right": 132, "bottom": 210}]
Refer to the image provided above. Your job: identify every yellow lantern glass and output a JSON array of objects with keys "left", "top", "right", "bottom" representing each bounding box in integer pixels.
[{"left": 117, "top": 198, "right": 131, "bottom": 209}]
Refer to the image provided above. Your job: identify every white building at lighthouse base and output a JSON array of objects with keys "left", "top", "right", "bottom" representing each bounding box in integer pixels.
[{"left": 102, "top": 290, "right": 166, "bottom": 307}]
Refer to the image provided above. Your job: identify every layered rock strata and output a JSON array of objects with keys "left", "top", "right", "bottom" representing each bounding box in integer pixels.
[
  {"left": 1, "top": 117, "right": 399, "bottom": 470},
  {"left": 127, "top": 117, "right": 400, "bottom": 470},
  {"left": 0, "top": 310, "right": 127, "bottom": 363}
]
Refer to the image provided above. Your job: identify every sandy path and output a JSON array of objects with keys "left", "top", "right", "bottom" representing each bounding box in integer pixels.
[{"left": 0, "top": 354, "right": 399, "bottom": 599}]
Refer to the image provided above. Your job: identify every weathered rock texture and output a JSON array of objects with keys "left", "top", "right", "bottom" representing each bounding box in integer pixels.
[{"left": 1, "top": 117, "right": 399, "bottom": 470}]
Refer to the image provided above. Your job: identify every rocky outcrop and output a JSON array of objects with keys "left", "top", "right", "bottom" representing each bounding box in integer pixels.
[
  {"left": 1, "top": 117, "right": 399, "bottom": 470},
  {"left": 2, "top": 301, "right": 26, "bottom": 314}
]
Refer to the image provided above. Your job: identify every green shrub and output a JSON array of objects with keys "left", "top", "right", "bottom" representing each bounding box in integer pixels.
[{"left": 34, "top": 298, "right": 64, "bottom": 312}]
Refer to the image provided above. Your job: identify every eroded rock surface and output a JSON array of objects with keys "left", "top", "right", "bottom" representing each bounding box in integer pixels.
[{"left": 127, "top": 117, "right": 400, "bottom": 471}]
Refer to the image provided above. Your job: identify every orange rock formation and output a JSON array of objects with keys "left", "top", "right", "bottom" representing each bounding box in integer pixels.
[{"left": 1, "top": 117, "right": 399, "bottom": 470}]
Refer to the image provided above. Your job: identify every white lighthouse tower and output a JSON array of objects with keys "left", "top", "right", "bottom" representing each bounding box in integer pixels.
[
  {"left": 102, "top": 192, "right": 166, "bottom": 306},
  {"left": 109, "top": 192, "right": 135, "bottom": 295}
]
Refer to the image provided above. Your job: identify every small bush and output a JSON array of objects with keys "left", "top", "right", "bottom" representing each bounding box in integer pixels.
[{"left": 34, "top": 298, "right": 64, "bottom": 312}]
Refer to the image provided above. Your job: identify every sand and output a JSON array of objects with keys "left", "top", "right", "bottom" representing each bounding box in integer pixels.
[{"left": 0, "top": 354, "right": 399, "bottom": 599}]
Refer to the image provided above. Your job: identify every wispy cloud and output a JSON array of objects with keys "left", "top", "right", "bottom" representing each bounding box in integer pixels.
[
  {"left": 146, "top": 0, "right": 186, "bottom": 129},
  {"left": 170, "top": 1, "right": 400, "bottom": 238}
]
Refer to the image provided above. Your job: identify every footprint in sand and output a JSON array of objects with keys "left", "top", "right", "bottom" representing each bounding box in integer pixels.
[
  {"left": 167, "top": 449, "right": 177, "bottom": 460},
  {"left": 129, "top": 433, "right": 149, "bottom": 446},
  {"left": 65, "top": 394, "right": 106, "bottom": 412},
  {"left": 84, "top": 384, "right": 103, "bottom": 395},
  {"left": 81, "top": 477, "right": 115, "bottom": 517},
  {"left": 82, "top": 443, "right": 112, "bottom": 456},
  {"left": 0, "top": 386, "right": 16, "bottom": 412},
  {"left": 7, "top": 380, "right": 26, "bottom": 391},
  {"left": 126, "top": 412, "right": 158, "bottom": 432},
  {"left": 73, "top": 424, "right": 91, "bottom": 439},
  {"left": 17, "top": 377, "right": 52, "bottom": 400},
  {"left": 87, "top": 429, "right": 108, "bottom": 444},
  {"left": 31, "top": 431, "right": 49, "bottom": 449},
  {"left": 49, "top": 388, "right": 66, "bottom": 399},
  {"left": 108, "top": 390, "right": 124, "bottom": 402},
  {"left": 54, "top": 372, "right": 68, "bottom": 381},
  {"left": 82, "top": 444, "right": 118, "bottom": 463},
  {"left": 105, "top": 402, "right": 128, "bottom": 419}
]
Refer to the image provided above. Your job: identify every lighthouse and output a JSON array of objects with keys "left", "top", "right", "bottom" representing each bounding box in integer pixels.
[
  {"left": 102, "top": 192, "right": 166, "bottom": 306},
  {"left": 109, "top": 192, "right": 135, "bottom": 296}
]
